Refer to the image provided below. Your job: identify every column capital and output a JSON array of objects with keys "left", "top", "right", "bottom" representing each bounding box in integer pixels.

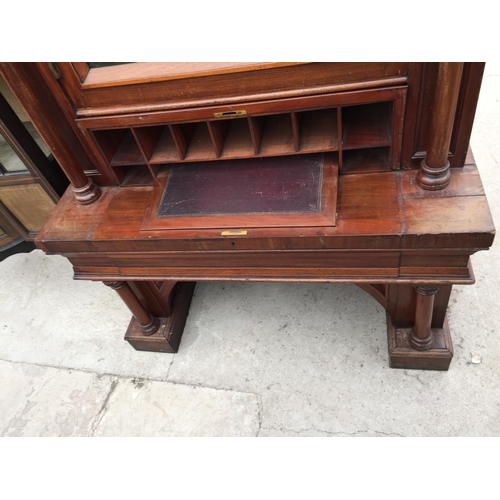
[{"left": 414, "top": 286, "right": 440, "bottom": 296}]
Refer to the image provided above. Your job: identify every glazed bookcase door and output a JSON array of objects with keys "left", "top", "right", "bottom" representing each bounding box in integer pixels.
[
  {"left": 0, "top": 73, "right": 67, "bottom": 259},
  {"left": 48, "top": 62, "right": 409, "bottom": 117}
]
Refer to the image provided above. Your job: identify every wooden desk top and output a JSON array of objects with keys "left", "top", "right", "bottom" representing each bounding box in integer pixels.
[{"left": 36, "top": 149, "right": 494, "bottom": 286}]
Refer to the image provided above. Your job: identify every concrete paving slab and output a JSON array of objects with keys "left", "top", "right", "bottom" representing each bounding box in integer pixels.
[
  {"left": 169, "top": 282, "right": 387, "bottom": 387},
  {"left": 93, "top": 377, "right": 261, "bottom": 437},
  {"left": 167, "top": 282, "right": 500, "bottom": 437},
  {"left": 0, "top": 251, "right": 174, "bottom": 380},
  {"left": 0, "top": 358, "right": 260, "bottom": 437},
  {"left": 0, "top": 360, "right": 113, "bottom": 437}
]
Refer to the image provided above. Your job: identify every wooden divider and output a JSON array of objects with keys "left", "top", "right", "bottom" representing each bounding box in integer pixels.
[{"left": 91, "top": 101, "right": 397, "bottom": 185}]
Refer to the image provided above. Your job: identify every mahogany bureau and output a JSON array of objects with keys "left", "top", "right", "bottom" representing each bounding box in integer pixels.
[{"left": 1, "top": 62, "right": 495, "bottom": 370}]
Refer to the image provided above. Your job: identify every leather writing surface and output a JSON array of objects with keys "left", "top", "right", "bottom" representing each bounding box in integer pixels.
[{"left": 157, "top": 154, "right": 323, "bottom": 218}]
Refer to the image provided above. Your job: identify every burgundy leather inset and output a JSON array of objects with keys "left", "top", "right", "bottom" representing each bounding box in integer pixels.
[{"left": 157, "top": 154, "right": 324, "bottom": 218}]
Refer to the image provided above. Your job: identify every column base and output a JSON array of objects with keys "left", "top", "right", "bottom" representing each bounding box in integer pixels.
[
  {"left": 73, "top": 179, "right": 101, "bottom": 205},
  {"left": 416, "top": 160, "right": 451, "bottom": 191},
  {"left": 386, "top": 313, "right": 453, "bottom": 371},
  {"left": 124, "top": 282, "right": 195, "bottom": 353}
]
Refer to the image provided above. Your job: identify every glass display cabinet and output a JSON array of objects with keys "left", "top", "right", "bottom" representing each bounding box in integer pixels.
[
  {"left": 0, "top": 74, "right": 68, "bottom": 261},
  {"left": 1, "top": 62, "right": 494, "bottom": 370}
]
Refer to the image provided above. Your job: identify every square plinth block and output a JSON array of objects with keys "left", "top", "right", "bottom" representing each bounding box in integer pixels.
[
  {"left": 387, "top": 313, "right": 453, "bottom": 371},
  {"left": 125, "top": 282, "right": 195, "bottom": 353}
]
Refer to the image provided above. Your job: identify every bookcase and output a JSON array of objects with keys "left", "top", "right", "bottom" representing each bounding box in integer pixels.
[{"left": 1, "top": 62, "right": 494, "bottom": 371}]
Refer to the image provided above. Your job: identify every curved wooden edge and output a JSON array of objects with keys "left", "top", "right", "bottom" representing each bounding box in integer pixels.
[{"left": 356, "top": 284, "right": 387, "bottom": 309}]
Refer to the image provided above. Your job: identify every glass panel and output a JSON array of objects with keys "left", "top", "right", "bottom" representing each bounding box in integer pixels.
[
  {"left": 88, "top": 62, "right": 132, "bottom": 69},
  {"left": 23, "top": 122, "right": 51, "bottom": 157},
  {"left": 0, "top": 133, "right": 29, "bottom": 173},
  {"left": 0, "top": 75, "right": 51, "bottom": 159}
]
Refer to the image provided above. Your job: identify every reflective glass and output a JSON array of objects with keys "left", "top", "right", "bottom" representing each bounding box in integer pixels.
[{"left": 0, "top": 133, "right": 29, "bottom": 173}]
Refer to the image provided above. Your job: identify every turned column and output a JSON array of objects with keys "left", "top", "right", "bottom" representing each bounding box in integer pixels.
[
  {"left": 417, "top": 62, "right": 464, "bottom": 190},
  {"left": 104, "top": 281, "right": 160, "bottom": 335},
  {"left": 409, "top": 286, "right": 439, "bottom": 351}
]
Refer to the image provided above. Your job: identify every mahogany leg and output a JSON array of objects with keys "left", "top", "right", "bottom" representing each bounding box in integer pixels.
[
  {"left": 104, "top": 281, "right": 160, "bottom": 335},
  {"left": 385, "top": 284, "right": 453, "bottom": 370},
  {"left": 409, "top": 286, "right": 439, "bottom": 351},
  {"left": 104, "top": 280, "right": 196, "bottom": 354}
]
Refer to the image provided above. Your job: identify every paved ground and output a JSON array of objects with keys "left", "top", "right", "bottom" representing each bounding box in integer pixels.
[{"left": 1, "top": 63, "right": 499, "bottom": 437}]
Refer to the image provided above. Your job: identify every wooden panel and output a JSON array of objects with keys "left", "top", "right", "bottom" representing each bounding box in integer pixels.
[
  {"left": 184, "top": 123, "right": 216, "bottom": 161},
  {"left": 77, "top": 87, "right": 408, "bottom": 131},
  {"left": 341, "top": 147, "right": 391, "bottom": 174},
  {"left": 291, "top": 112, "right": 300, "bottom": 151},
  {"left": 248, "top": 116, "right": 264, "bottom": 154},
  {"left": 403, "top": 195, "right": 495, "bottom": 237},
  {"left": 0, "top": 184, "right": 55, "bottom": 232},
  {"left": 386, "top": 283, "right": 415, "bottom": 328},
  {"left": 415, "top": 63, "right": 439, "bottom": 157},
  {"left": 259, "top": 114, "right": 295, "bottom": 155},
  {"left": 128, "top": 280, "right": 173, "bottom": 317},
  {"left": 220, "top": 119, "right": 254, "bottom": 158},
  {"left": 299, "top": 109, "right": 339, "bottom": 152},
  {"left": 342, "top": 102, "right": 391, "bottom": 149},
  {"left": 399, "top": 267, "right": 471, "bottom": 278},
  {"left": 66, "top": 249, "right": 400, "bottom": 271},
  {"left": 400, "top": 251, "right": 470, "bottom": 268},
  {"left": 110, "top": 130, "right": 145, "bottom": 166},
  {"left": 92, "top": 128, "right": 127, "bottom": 163},
  {"left": 449, "top": 63, "right": 485, "bottom": 167},
  {"left": 149, "top": 126, "right": 182, "bottom": 163},
  {"left": 62, "top": 63, "right": 409, "bottom": 117},
  {"left": 132, "top": 126, "right": 163, "bottom": 160},
  {"left": 120, "top": 166, "right": 154, "bottom": 186},
  {"left": 337, "top": 172, "right": 400, "bottom": 222},
  {"left": 207, "top": 120, "right": 229, "bottom": 157},
  {"left": 73, "top": 267, "right": 402, "bottom": 283}
]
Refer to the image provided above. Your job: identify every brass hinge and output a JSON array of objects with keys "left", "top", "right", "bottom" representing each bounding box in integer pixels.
[{"left": 46, "top": 62, "right": 62, "bottom": 80}]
